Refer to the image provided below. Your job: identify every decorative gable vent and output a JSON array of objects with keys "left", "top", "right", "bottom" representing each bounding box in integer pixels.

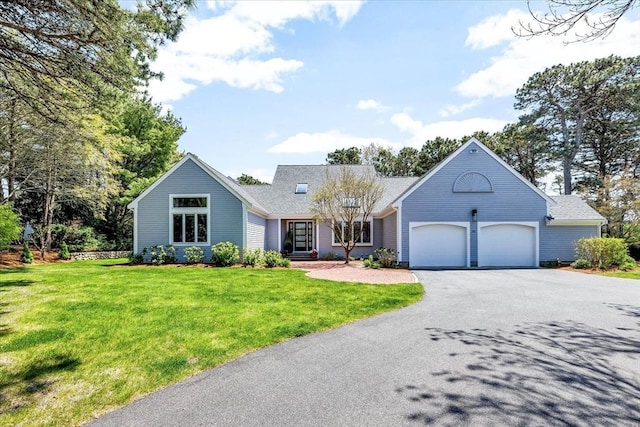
[{"left": 453, "top": 171, "right": 493, "bottom": 193}]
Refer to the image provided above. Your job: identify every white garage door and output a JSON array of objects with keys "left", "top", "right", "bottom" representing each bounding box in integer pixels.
[
  {"left": 409, "top": 223, "right": 468, "bottom": 267},
  {"left": 478, "top": 223, "right": 537, "bottom": 267}
]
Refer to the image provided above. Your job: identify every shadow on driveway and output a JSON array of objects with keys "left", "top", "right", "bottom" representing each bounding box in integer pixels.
[{"left": 397, "top": 313, "right": 640, "bottom": 425}]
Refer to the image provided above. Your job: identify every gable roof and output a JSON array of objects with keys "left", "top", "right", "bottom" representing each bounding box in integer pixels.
[
  {"left": 243, "top": 164, "right": 389, "bottom": 215},
  {"left": 130, "top": 146, "right": 604, "bottom": 224},
  {"left": 391, "top": 137, "right": 556, "bottom": 208},
  {"left": 549, "top": 195, "right": 606, "bottom": 224},
  {"left": 127, "top": 153, "right": 267, "bottom": 214}
]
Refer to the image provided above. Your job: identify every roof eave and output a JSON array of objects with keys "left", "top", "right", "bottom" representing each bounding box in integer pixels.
[{"left": 545, "top": 219, "right": 607, "bottom": 226}]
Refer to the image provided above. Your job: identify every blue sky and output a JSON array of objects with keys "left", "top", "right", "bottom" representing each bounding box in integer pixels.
[{"left": 144, "top": 1, "right": 640, "bottom": 186}]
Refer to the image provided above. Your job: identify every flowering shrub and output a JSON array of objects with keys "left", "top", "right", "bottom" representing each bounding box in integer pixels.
[
  {"left": 211, "top": 242, "right": 239, "bottom": 266},
  {"left": 243, "top": 248, "right": 262, "bottom": 267},
  {"left": 184, "top": 246, "right": 204, "bottom": 264}
]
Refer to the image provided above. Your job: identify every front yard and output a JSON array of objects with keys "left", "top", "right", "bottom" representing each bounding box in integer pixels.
[{"left": 0, "top": 260, "right": 423, "bottom": 426}]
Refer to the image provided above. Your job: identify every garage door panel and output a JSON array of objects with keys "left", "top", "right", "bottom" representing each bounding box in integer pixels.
[
  {"left": 478, "top": 223, "right": 536, "bottom": 267},
  {"left": 410, "top": 223, "right": 468, "bottom": 267}
]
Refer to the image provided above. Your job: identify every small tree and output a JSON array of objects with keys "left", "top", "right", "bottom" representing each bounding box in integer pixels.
[
  {"left": 0, "top": 203, "right": 21, "bottom": 249},
  {"left": 311, "top": 165, "right": 383, "bottom": 264},
  {"left": 58, "top": 241, "right": 70, "bottom": 260}
]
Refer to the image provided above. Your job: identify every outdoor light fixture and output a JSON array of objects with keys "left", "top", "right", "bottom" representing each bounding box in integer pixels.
[{"left": 472, "top": 209, "right": 478, "bottom": 221}]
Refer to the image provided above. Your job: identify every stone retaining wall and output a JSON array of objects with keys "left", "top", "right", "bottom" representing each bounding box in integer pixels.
[{"left": 70, "top": 251, "right": 130, "bottom": 261}]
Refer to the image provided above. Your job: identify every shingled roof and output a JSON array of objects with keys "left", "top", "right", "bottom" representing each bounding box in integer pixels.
[
  {"left": 549, "top": 195, "right": 606, "bottom": 222},
  {"left": 242, "top": 164, "right": 404, "bottom": 215},
  {"left": 239, "top": 165, "right": 603, "bottom": 222}
]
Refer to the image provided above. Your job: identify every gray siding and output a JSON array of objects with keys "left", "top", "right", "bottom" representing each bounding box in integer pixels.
[
  {"left": 400, "top": 141, "right": 548, "bottom": 263},
  {"left": 540, "top": 225, "right": 600, "bottom": 262},
  {"left": 265, "top": 219, "right": 280, "bottom": 251},
  {"left": 317, "top": 219, "right": 382, "bottom": 259},
  {"left": 247, "top": 212, "right": 266, "bottom": 250},
  {"left": 136, "top": 158, "right": 244, "bottom": 262},
  {"left": 381, "top": 213, "right": 397, "bottom": 252}
]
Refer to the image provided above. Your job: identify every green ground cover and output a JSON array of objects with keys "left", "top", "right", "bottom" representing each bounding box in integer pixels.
[
  {"left": 0, "top": 260, "right": 423, "bottom": 426},
  {"left": 602, "top": 268, "right": 640, "bottom": 280}
]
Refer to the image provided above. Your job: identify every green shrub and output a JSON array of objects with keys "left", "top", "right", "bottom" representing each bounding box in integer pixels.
[
  {"left": 571, "top": 258, "right": 591, "bottom": 269},
  {"left": 58, "top": 241, "right": 70, "bottom": 260},
  {"left": 261, "top": 251, "right": 291, "bottom": 268},
  {"left": 619, "top": 255, "right": 637, "bottom": 272},
  {"left": 0, "top": 204, "right": 21, "bottom": 249},
  {"left": 184, "top": 246, "right": 204, "bottom": 264},
  {"left": 276, "top": 256, "right": 291, "bottom": 268},
  {"left": 20, "top": 242, "right": 33, "bottom": 264},
  {"left": 129, "top": 252, "right": 144, "bottom": 264},
  {"left": 211, "top": 242, "right": 239, "bottom": 266},
  {"left": 51, "top": 224, "right": 113, "bottom": 251},
  {"left": 363, "top": 255, "right": 381, "bottom": 269},
  {"left": 242, "top": 248, "right": 262, "bottom": 267},
  {"left": 573, "top": 237, "right": 628, "bottom": 269},
  {"left": 149, "top": 244, "right": 176, "bottom": 265},
  {"left": 374, "top": 247, "right": 397, "bottom": 268}
]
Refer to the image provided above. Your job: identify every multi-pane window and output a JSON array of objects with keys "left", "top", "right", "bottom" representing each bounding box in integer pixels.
[
  {"left": 333, "top": 220, "right": 371, "bottom": 245},
  {"left": 170, "top": 196, "right": 209, "bottom": 244}
]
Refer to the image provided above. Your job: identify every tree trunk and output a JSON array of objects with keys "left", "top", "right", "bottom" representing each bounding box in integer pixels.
[
  {"left": 563, "top": 157, "right": 572, "bottom": 195},
  {"left": 344, "top": 247, "right": 351, "bottom": 264}
]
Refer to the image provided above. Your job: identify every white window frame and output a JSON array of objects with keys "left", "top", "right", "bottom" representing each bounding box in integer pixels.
[
  {"left": 169, "top": 194, "right": 210, "bottom": 246},
  {"left": 332, "top": 219, "right": 373, "bottom": 247},
  {"left": 295, "top": 183, "right": 308, "bottom": 194}
]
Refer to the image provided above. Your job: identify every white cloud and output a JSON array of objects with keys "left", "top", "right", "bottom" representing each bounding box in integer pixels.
[
  {"left": 438, "top": 99, "right": 481, "bottom": 117},
  {"left": 148, "top": 1, "right": 365, "bottom": 103},
  {"left": 391, "top": 113, "right": 508, "bottom": 147},
  {"left": 356, "top": 99, "right": 388, "bottom": 112},
  {"left": 457, "top": 10, "right": 640, "bottom": 99},
  {"left": 269, "top": 112, "right": 508, "bottom": 155},
  {"left": 268, "top": 130, "right": 397, "bottom": 154}
]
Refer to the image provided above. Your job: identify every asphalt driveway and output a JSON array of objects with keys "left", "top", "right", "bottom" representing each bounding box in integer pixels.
[{"left": 89, "top": 269, "right": 640, "bottom": 426}]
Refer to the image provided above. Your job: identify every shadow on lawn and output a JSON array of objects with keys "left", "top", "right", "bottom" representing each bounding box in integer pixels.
[
  {"left": 0, "top": 353, "right": 80, "bottom": 412},
  {"left": 0, "top": 279, "right": 34, "bottom": 291},
  {"left": 0, "top": 267, "right": 33, "bottom": 291},
  {"left": 397, "top": 314, "right": 640, "bottom": 425}
]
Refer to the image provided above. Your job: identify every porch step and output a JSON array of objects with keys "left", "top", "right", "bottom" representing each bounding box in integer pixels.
[{"left": 285, "top": 253, "right": 317, "bottom": 261}]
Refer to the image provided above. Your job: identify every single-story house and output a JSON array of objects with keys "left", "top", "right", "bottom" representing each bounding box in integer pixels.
[{"left": 128, "top": 138, "right": 606, "bottom": 268}]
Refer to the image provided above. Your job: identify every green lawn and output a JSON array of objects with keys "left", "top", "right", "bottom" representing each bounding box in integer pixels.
[
  {"left": 603, "top": 268, "right": 640, "bottom": 280},
  {"left": 0, "top": 260, "right": 422, "bottom": 426}
]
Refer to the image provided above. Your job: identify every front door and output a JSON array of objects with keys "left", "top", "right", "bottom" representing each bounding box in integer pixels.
[{"left": 290, "top": 221, "right": 313, "bottom": 252}]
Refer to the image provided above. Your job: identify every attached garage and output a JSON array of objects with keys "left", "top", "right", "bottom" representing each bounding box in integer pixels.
[
  {"left": 478, "top": 222, "right": 538, "bottom": 267},
  {"left": 409, "top": 222, "right": 469, "bottom": 268}
]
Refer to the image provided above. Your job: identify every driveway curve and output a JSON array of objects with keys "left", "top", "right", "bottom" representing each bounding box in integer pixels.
[{"left": 89, "top": 269, "right": 640, "bottom": 426}]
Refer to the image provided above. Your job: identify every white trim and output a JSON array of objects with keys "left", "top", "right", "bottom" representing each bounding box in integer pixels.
[
  {"left": 396, "top": 205, "right": 402, "bottom": 262},
  {"left": 377, "top": 207, "right": 397, "bottom": 219},
  {"left": 277, "top": 219, "right": 282, "bottom": 252},
  {"left": 287, "top": 220, "right": 315, "bottom": 252},
  {"left": 132, "top": 207, "right": 138, "bottom": 253},
  {"left": 409, "top": 221, "right": 470, "bottom": 268},
  {"left": 128, "top": 153, "right": 254, "bottom": 210},
  {"left": 242, "top": 204, "right": 248, "bottom": 250},
  {"left": 478, "top": 221, "right": 539, "bottom": 267},
  {"left": 168, "top": 194, "right": 211, "bottom": 246},
  {"left": 316, "top": 221, "right": 320, "bottom": 252},
  {"left": 545, "top": 219, "right": 606, "bottom": 226},
  {"left": 391, "top": 138, "right": 556, "bottom": 208},
  {"left": 331, "top": 219, "right": 374, "bottom": 247}
]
